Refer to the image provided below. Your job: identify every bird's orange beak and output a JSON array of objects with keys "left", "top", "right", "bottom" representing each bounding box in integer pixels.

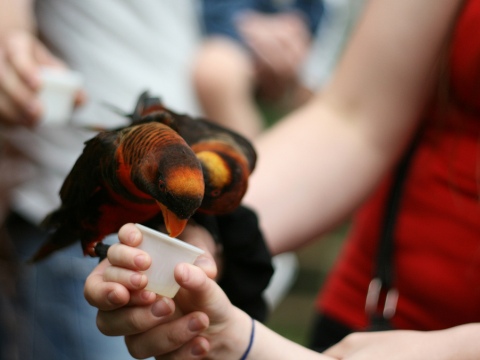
[{"left": 156, "top": 202, "right": 188, "bottom": 238}]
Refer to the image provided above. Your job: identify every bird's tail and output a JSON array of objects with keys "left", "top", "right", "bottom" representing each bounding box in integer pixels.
[
  {"left": 30, "top": 211, "right": 79, "bottom": 262},
  {"left": 29, "top": 226, "right": 79, "bottom": 263},
  {"left": 130, "top": 91, "right": 166, "bottom": 123}
]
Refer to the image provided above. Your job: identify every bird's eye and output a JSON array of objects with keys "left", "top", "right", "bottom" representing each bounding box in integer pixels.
[
  {"left": 210, "top": 189, "right": 221, "bottom": 197},
  {"left": 158, "top": 179, "right": 166, "bottom": 192}
]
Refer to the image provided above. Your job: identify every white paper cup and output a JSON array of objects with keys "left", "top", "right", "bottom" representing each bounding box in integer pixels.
[
  {"left": 38, "top": 67, "right": 84, "bottom": 125},
  {"left": 135, "top": 224, "right": 204, "bottom": 298}
]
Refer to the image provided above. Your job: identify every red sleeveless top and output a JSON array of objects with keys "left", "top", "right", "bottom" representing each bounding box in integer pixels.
[{"left": 318, "top": 0, "right": 480, "bottom": 331}]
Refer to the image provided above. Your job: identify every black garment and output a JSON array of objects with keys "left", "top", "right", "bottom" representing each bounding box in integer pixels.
[
  {"left": 308, "top": 313, "right": 354, "bottom": 353},
  {"left": 195, "top": 206, "right": 274, "bottom": 323}
]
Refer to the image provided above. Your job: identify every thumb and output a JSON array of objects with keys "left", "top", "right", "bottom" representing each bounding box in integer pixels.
[{"left": 174, "top": 263, "right": 231, "bottom": 321}]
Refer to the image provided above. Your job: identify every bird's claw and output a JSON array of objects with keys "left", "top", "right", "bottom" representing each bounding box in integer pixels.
[{"left": 92, "top": 242, "right": 111, "bottom": 261}]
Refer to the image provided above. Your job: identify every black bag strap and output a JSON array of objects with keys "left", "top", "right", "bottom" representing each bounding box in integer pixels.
[{"left": 365, "top": 138, "right": 419, "bottom": 327}]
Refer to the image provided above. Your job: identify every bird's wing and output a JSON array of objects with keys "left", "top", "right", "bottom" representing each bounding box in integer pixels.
[
  {"left": 61, "top": 131, "right": 119, "bottom": 205},
  {"left": 41, "top": 130, "right": 119, "bottom": 229},
  {"left": 34, "top": 131, "right": 120, "bottom": 262}
]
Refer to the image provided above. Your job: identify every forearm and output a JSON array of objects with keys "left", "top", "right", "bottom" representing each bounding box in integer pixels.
[
  {"left": 436, "top": 323, "right": 480, "bottom": 359},
  {"left": 244, "top": 97, "right": 390, "bottom": 254},
  {"left": 324, "top": 324, "right": 480, "bottom": 359},
  {"left": 244, "top": 0, "right": 463, "bottom": 255},
  {"left": 214, "top": 306, "right": 334, "bottom": 360},
  {"left": 249, "top": 317, "right": 334, "bottom": 359},
  {"left": 0, "top": 0, "right": 36, "bottom": 40}
]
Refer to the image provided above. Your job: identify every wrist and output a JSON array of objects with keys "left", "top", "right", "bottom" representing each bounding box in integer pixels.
[
  {"left": 239, "top": 316, "right": 255, "bottom": 360},
  {"left": 207, "top": 307, "right": 253, "bottom": 359}
]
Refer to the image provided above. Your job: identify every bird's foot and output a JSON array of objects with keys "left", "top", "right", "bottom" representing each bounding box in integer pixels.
[{"left": 93, "top": 243, "right": 111, "bottom": 261}]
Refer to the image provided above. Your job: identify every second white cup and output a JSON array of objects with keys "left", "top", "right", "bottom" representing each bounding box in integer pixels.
[{"left": 38, "top": 67, "right": 84, "bottom": 125}]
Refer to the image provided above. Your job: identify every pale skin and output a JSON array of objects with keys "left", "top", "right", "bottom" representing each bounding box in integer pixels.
[
  {"left": 0, "top": 0, "right": 85, "bottom": 127},
  {"left": 82, "top": 0, "right": 478, "bottom": 358}
]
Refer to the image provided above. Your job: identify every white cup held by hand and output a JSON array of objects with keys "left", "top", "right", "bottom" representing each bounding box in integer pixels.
[
  {"left": 135, "top": 224, "right": 204, "bottom": 298},
  {"left": 38, "top": 67, "right": 84, "bottom": 125}
]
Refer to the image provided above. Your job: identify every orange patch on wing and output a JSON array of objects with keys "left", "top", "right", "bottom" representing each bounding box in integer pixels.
[{"left": 196, "top": 151, "right": 230, "bottom": 188}]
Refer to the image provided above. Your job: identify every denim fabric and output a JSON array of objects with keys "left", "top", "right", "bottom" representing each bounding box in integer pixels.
[{"left": 1, "top": 214, "right": 135, "bottom": 360}]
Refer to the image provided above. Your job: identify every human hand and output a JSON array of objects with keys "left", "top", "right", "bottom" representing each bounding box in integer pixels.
[
  {"left": 0, "top": 31, "right": 85, "bottom": 127},
  {"left": 84, "top": 222, "right": 218, "bottom": 311},
  {"left": 323, "top": 326, "right": 480, "bottom": 360},
  {"left": 236, "top": 11, "right": 311, "bottom": 100},
  {"left": 85, "top": 223, "right": 251, "bottom": 359},
  {"left": 131, "top": 262, "right": 252, "bottom": 359}
]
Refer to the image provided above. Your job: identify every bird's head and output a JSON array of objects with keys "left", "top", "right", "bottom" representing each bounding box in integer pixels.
[
  {"left": 193, "top": 142, "right": 251, "bottom": 215},
  {"left": 129, "top": 125, "right": 204, "bottom": 237}
]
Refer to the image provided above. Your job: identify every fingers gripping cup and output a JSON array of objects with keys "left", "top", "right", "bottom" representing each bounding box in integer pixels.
[
  {"left": 38, "top": 67, "right": 84, "bottom": 125},
  {"left": 135, "top": 224, "right": 204, "bottom": 298}
]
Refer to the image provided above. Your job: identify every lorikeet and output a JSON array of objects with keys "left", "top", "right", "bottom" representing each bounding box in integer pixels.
[
  {"left": 129, "top": 91, "right": 257, "bottom": 215},
  {"left": 32, "top": 115, "right": 204, "bottom": 261},
  {"left": 32, "top": 92, "right": 257, "bottom": 261}
]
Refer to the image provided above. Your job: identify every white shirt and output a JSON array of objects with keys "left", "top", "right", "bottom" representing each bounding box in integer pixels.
[{"left": 7, "top": 0, "right": 202, "bottom": 223}]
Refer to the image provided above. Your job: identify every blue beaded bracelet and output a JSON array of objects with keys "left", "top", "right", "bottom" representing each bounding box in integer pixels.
[{"left": 240, "top": 317, "right": 255, "bottom": 360}]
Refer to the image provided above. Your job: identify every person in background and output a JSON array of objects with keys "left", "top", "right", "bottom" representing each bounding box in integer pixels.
[
  {"left": 0, "top": 0, "right": 302, "bottom": 357},
  {"left": 193, "top": 0, "right": 324, "bottom": 139},
  {"left": 0, "top": 1, "right": 202, "bottom": 359},
  {"left": 84, "top": 0, "right": 480, "bottom": 358}
]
